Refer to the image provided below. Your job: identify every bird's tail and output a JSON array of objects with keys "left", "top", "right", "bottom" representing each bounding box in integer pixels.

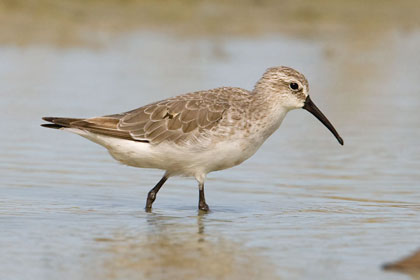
[{"left": 41, "top": 117, "right": 83, "bottom": 129}]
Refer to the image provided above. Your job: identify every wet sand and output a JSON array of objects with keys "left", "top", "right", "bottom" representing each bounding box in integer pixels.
[{"left": 1, "top": 0, "right": 420, "bottom": 46}]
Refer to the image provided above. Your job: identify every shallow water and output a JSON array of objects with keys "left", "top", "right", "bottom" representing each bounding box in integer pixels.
[{"left": 1, "top": 29, "right": 420, "bottom": 280}]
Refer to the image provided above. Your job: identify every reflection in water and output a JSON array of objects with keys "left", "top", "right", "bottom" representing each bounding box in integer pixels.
[{"left": 93, "top": 213, "right": 279, "bottom": 280}]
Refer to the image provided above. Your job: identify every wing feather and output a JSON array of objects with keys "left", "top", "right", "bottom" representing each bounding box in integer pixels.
[
  {"left": 117, "top": 90, "right": 233, "bottom": 144},
  {"left": 44, "top": 88, "right": 252, "bottom": 145},
  {"left": 42, "top": 116, "right": 147, "bottom": 142}
]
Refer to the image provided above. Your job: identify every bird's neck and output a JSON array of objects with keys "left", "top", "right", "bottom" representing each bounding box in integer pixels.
[{"left": 248, "top": 92, "right": 290, "bottom": 140}]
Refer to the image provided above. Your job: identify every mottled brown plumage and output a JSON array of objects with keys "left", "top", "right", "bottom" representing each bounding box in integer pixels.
[
  {"left": 117, "top": 89, "right": 236, "bottom": 144},
  {"left": 44, "top": 87, "right": 252, "bottom": 145}
]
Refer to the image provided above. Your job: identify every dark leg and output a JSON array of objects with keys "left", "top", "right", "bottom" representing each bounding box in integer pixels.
[
  {"left": 198, "top": 182, "right": 210, "bottom": 212},
  {"left": 145, "top": 175, "right": 168, "bottom": 212}
]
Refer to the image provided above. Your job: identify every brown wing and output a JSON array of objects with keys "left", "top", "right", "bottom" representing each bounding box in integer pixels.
[
  {"left": 117, "top": 91, "right": 230, "bottom": 144},
  {"left": 42, "top": 116, "right": 143, "bottom": 142},
  {"left": 42, "top": 89, "right": 239, "bottom": 144}
]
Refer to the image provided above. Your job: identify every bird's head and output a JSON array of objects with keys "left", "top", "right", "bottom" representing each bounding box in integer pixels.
[{"left": 254, "top": 66, "right": 343, "bottom": 145}]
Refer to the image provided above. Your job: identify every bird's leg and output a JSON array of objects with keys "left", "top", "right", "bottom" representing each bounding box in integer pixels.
[
  {"left": 198, "top": 182, "right": 210, "bottom": 212},
  {"left": 145, "top": 175, "right": 168, "bottom": 212}
]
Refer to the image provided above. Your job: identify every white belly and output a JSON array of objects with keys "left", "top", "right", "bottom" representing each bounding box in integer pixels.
[{"left": 64, "top": 128, "right": 263, "bottom": 178}]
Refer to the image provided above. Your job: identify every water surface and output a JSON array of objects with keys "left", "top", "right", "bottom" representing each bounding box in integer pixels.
[{"left": 1, "top": 29, "right": 420, "bottom": 279}]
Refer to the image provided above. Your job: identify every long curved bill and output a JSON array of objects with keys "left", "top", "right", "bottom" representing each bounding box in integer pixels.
[{"left": 303, "top": 96, "right": 344, "bottom": 145}]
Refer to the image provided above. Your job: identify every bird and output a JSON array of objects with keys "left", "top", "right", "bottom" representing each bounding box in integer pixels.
[{"left": 42, "top": 66, "right": 343, "bottom": 212}]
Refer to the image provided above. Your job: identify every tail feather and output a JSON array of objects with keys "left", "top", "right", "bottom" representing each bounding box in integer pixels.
[
  {"left": 42, "top": 117, "right": 83, "bottom": 128},
  {"left": 41, "top": 116, "right": 148, "bottom": 142},
  {"left": 41, "top": 123, "right": 64, "bottom": 129}
]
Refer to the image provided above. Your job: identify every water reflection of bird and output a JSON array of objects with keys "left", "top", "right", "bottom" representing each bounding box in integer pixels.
[
  {"left": 96, "top": 213, "right": 279, "bottom": 280},
  {"left": 42, "top": 66, "right": 343, "bottom": 212},
  {"left": 145, "top": 212, "right": 206, "bottom": 237}
]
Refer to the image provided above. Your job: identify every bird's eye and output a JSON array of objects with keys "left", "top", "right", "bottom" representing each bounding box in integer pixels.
[{"left": 289, "top": 83, "right": 299, "bottom": 90}]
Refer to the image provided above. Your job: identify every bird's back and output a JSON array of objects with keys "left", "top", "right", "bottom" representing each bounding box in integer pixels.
[{"left": 42, "top": 87, "right": 254, "bottom": 148}]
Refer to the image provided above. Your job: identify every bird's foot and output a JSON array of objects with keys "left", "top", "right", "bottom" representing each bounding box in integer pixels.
[
  {"left": 145, "top": 191, "right": 156, "bottom": 212},
  {"left": 198, "top": 201, "right": 210, "bottom": 212}
]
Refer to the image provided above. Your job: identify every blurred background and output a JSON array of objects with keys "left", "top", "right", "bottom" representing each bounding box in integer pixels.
[{"left": 1, "top": 0, "right": 420, "bottom": 279}]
